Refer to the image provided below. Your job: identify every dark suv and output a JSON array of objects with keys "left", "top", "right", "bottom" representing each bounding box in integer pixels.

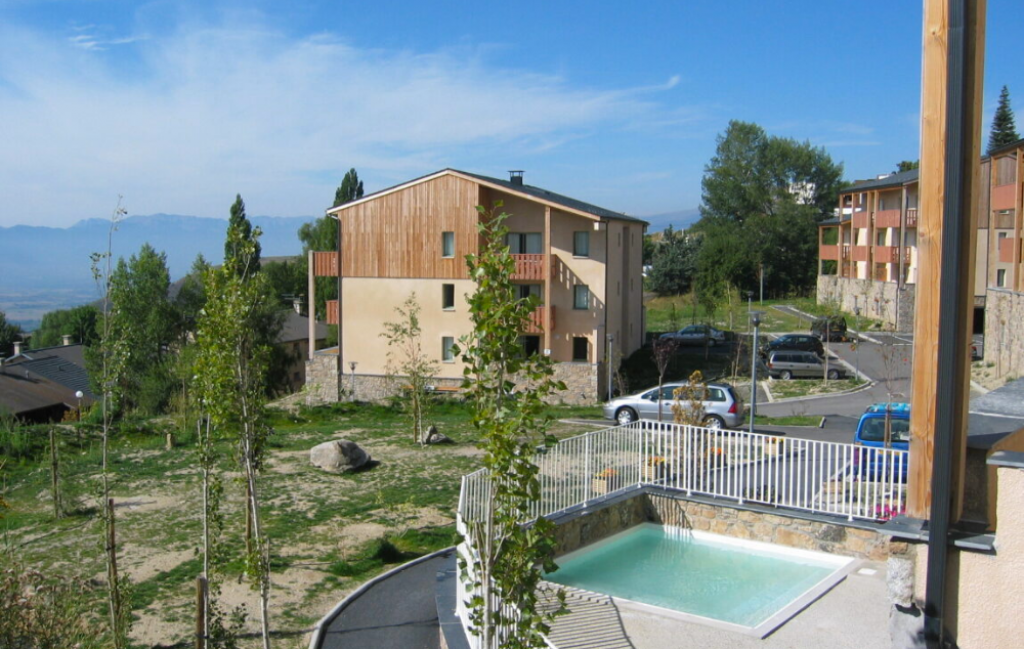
[
  {"left": 811, "top": 315, "right": 847, "bottom": 342},
  {"left": 761, "top": 334, "right": 825, "bottom": 358}
]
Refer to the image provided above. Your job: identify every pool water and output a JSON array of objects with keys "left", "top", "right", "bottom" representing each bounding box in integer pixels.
[{"left": 545, "top": 523, "right": 853, "bottom": 632}]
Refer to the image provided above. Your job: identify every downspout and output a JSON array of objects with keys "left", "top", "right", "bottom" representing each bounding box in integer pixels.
[
  {"left": 924, "top": 0, "right": 980, "bottom": 645},
  {"left": 335, "top": 212, "right": 343, "bottom": 402}
]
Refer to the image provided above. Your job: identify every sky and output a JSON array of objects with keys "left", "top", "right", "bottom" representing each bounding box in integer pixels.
[{"left": 1, "top": 1, "right": 1023, "bottom": 229}]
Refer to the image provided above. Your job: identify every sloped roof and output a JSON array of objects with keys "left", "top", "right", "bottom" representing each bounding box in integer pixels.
[
  {"left": 327, "top": 168, "right": 647, "bottom": 225},
  {"left": 842, "top": 169, "right": 919, "bottom": 193},
  {"left": 278, "top": 311, "right": 328, "bottom": 344},
  {"left": 5, "top": 344, "right": 94, "bottom": 399},
  {"left": 0, "top": 366, "right": 86, "bottom": 416}
]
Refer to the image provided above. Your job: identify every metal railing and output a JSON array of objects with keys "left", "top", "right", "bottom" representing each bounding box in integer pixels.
[{"left": 458, "top": 421, "right": 908, "bottom": 530}]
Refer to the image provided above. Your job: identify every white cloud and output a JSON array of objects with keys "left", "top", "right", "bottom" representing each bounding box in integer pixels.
[{"left": 0, "top": 20, "right": 674, "bottom": 226}]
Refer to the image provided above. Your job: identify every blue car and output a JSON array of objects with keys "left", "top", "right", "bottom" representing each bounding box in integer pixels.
[{"left": 853, "top": 403, "right": 910, "bottom": 481}]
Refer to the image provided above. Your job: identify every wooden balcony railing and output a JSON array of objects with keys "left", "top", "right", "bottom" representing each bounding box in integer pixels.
[
  {"left": 998, "top": 237, "right": 1018, "bottom": 264},
  {"left": 819, "top": 244, "right": 841, "bottom": 261},
  {"left": 512, "top": 254, "right": 558, "bottom": 281},
  {"left": 906, "top": 209, "right": 918, "bottom": 228},
  {"left": 873, "top": 245, "right": 900, "bottom": 263},
  {"left": 326, "top": 300, "right": 338, "bottom": 325},
  {"left": 524, "top": 306, "right": 555, "bottom": 334},
  {"left": 874, "top": 209, "right": 902, "bottom": 229},
  {"left": 313, "top": 252, "right": 339, "bottom": 277},
  {"left": 852, "top": 210, "right": 871, "bottom": 229},
  {"left": 992, "top": 183, "right": 1017, "bottom": 212},
  {"left": 850, "top": 245, "right": 871, "bottom": 262}
]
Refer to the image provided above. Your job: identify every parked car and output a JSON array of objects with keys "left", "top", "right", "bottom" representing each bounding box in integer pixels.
[
  {"left": 853, "top": 402, "right": 911, "bottom": 480},
  {"left": 766, "top": 350, "right": 844, "bottom": 380},
  {"left": 811, "top": 315, "right": 847, "bottom": 342},
  {"left": 760, "top": 334, "right": 825, "bottom": 358},
  {"left": 602, "top": 381, "right": 744, "bottom": 429},
  {"left": 659, "top": 324, "right": 728, "bottom": 346}
]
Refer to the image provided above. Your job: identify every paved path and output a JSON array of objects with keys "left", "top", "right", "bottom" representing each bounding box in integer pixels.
[{"left": 314, "top": 553, "right": 448, "bottom": 649}]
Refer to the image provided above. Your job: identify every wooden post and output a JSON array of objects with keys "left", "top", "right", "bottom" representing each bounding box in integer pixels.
[
  {"left": 307, "top": 249, "right": 316, "bottom": 361},
  {"left": 543, "top": 206, "right": 552, "bottom": 356},
  {"left": 49, "top": 427, "right": 60, "bottom": 519},
  {"left": 908, "top": 0, "right": 985, "bottom": 521}
]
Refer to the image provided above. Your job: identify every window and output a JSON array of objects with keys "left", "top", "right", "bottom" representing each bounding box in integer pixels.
[
  {"left": 442, "top": 231, "right": 455, "bottom": 258},
  {"left": 506, "top": 232, "right": 543, "bottom": 254},
  {"left": 519, "top": 336, "right": 541, "bottom": 357},
  {"left": 997, "top": 269, "right": 1007, "bottom": 287},
  {"left": 573, "top": 285, "right": 589, "bottom": 310},
  {"left": 572, "top": 337, "right": 588, "bottom": 362},
  {"left": 516, "top": 284, "right": 541, "bottom": 301},
  {"left": 442, "top": 336, "right": 455, "bottom": 362},
  {"left": 573, "top": 231, "right": 590, "bottom": 257},
  {"left": 442, "top": 284, "right": 455, "bottom": 310}
]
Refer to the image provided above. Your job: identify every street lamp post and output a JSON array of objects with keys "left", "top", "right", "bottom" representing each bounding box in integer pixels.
[
  {"left": 854, "top": 306, "right": 862, "bottom": 381},
  {"left": 606, "top": 334, "right": 615, "bottom": 402},
  {"left": 749, "top": 311, "right": 761, "bottom": 434},
  {"left": 75, "top": 390, "right": 84, "bottom": 421},
  {"left": 349, "top": 362, "right": 358, "bottom": 399},
  {"left": 746, "top": 291, "right": 754, "bottom": 334}
]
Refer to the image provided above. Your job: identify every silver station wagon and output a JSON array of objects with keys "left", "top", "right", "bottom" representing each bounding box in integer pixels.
[{"left": 603, "top": 382, "right": 744, "bottom": 429}]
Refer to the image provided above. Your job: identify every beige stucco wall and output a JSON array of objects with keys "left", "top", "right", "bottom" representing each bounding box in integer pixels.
[
  {"left": 340, "top": 277, "right": 477, "bottom": 378},
  {"left": 953, "top": 465, "right": 1024, "bottom": 648},
  {"left": 816, "top": 274, "right": 916, "bottom": 332},
  {"left": 983, "top": 288, "right": 1024, "bottom": 384}
]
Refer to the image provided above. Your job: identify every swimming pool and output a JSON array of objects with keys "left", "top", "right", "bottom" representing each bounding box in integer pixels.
[{"left": 544, "top": 523, "right": 855, "bottom": 637}]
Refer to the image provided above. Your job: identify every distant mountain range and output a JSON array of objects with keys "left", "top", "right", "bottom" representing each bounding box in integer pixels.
[
  {"left": 640, "top": 208, "right": 701, "bottom": 233},
  {"left": 1, "top": 208, "right": 701, "bottom": 328},
  {"left": 0, "top": 213, "right": 317, "bottom": 327}
]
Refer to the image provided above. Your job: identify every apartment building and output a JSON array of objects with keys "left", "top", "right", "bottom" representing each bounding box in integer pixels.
[
  {"left": 305, "top": 169, "right": 647, "bottom": 405},
  {"left": 817, "top": 139, "right": 1024, "bottom": 380}
]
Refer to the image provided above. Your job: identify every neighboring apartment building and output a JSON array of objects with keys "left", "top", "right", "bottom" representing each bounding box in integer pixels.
[
  {"left": 816, "top": 139, "right": 1024, "bottom": 381},
  {"left": 304, "top": 169, "right": 647, "bottom": 405}
]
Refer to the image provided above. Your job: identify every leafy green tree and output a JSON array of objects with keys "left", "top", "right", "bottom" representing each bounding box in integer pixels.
[
  {"left": 0, "top": 310, "right": 23, "bottom": 358},
  {"left": 988, "top": 85, "right": 1020, "bottom": 155},
  {"left": 333, "top": 167, "right": 365, "bottom": 207},
  {"left": 695, "top": 120, "right": 844, "bottom": 297},
  {"left": 894, "top": 160, "right": 919, "bottom": 173},
  {"left": 30, "top": 306, "right": 100, "bottom": 349},
  {"left": 172, "top": 254, "right": 211, "bottom": 344},
  {"left": 457, "top": 203, "right": 567, "bottom": 649},
  {"left": 195, "top": 226, "right": 274, "bottom": 649},
  {"left": 262, "top": 259, "right": 306, "bottom": 308},
  {"left": 381, "top": 294, "right": 438, "bottom": 444},
  {"left": 647, "top": 226, "right": 702, "bottom": 296},
  {"left": 299, "top": 167, "right": 365, "bottom": 321},
  {"left": 225, "top": 194, "right": 261, "bottom": 276}
]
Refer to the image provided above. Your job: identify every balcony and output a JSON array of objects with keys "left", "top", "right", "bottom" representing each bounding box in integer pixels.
[
  {"left": 512, "top": 254, "right": 558, "bottom": 281},
  {"left": 524, "top": 306, "right": 555, "bottom": 334},
  {"left": 998, "top": 237, "right": 1018, "bottom": 264},
  {"left": 819, "top": 244, "right": 841, "bottom": 261},
  {"left": 874, "top": 209, "right": 902, "bottom": 229},
  {"left": 992, "top": 183, "right": 1017, "bottom": 212},
  {"left": 873, "top": 246, "right": 900, "bottom": 263},
  {"left": 326, "top": 300, "right": 338, "bottom": 325},
  {"left": 852, "top": 210, "right": 871, "bottom": 229},
  {"left": 850, "top": 245, "right": 871, "bottom": 262},
  {"left": 906, "top": 209, "right": 918, "bottom": 228},
  {"left": 313, "top": 252, "right": 339, "bottom": 277}
]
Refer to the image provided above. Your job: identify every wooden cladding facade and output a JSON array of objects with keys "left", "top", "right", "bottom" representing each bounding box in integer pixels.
[
  {"left": 340, "top": 174, "right": 480, "bottom": 279},
  {"left": 313, "top": 252, "right": 339, "bottom": 277}
]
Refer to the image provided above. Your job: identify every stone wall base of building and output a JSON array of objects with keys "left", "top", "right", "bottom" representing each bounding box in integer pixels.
[
  {"left": 817, "top": 275, "right": 916, "bottom": 332},
  {"left": 304, "top": 355, "right": 602, "bottom": 406},
  {"left": 983, "top": 288, "right": 1024, "bottom": 384}
]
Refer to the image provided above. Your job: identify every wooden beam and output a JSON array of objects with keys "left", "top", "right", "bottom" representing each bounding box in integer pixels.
[
  {"left": 543, "top": 206, "right": 552, "bottom": 356},
  {"left": 907, "top": 0, "right": 985, "bottom": 523},
  {"left": 307, "top": 250, "right": 315, "bottom": 361}
]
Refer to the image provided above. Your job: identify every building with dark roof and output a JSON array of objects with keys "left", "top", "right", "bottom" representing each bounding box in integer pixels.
[
  {"left": 0, "top": 343, "right": 95, "bottom": 422},
  {"left": 305, "top": 168, "right": 647, "bottom": 404}
]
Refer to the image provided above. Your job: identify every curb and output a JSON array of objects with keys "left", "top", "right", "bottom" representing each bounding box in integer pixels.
[{"left": 307, "top": 547, "right": 455, "bottom": 649}]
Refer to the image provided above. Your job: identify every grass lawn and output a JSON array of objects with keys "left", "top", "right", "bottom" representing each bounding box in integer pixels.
[
  {"left": 645, "top": 293, "right": 821, "bottom": 336},
  {"left": 0, "top": 399, "right": 602, "bottom": 648},
  {"left": 765, "top": 377, "right": 865, "bottom": 400}
]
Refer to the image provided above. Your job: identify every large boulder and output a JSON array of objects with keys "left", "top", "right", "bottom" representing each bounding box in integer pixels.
[{"left": 310, "top": 439, "right": 371, "bottom": 473}]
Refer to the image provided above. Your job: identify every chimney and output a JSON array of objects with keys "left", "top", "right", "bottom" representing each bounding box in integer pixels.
[
  {"left": 292, "top": 297, "right": 303, "bottom": 315},
  {"left": 509, "top": 170, "right": 524, "bottom": 187},
  {"left": 62, "top": 334, "right": 72, "bottom": 346},
  {"left": 13, "top": 341, "right": 22, "bottom": 355}
]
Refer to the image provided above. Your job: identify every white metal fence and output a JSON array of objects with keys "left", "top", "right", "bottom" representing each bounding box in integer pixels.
[
  {"left": 455, "top": 421, "right": 907, "bottom": 648},
  {"left": 458, "top": 420, "right": 909, "bottom": 529}
]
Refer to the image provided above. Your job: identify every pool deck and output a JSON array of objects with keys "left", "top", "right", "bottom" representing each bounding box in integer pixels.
[{"left": 544, "top": 558, "right": 893, "bottom": 649}]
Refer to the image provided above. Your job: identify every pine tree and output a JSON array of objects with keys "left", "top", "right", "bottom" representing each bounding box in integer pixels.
[
  {"left": 988, "top": 85, "right": 1020, "bottom": 155},
  {"left": 225, "top": 194, "right": 261, "bottom": 276},
  {"left": 333, "top": 168, "right": 364, "bottom": 207}
]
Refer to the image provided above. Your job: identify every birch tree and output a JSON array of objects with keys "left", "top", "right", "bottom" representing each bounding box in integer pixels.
[
  {"left": 457, "top": 204, "right": 567, "bottom": 649},
  {"left": 381, "top": 293, "right": 439, "bottom": 444},
  {"left": 194, "top": 225, "right": 273, "bottom": 649}
]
